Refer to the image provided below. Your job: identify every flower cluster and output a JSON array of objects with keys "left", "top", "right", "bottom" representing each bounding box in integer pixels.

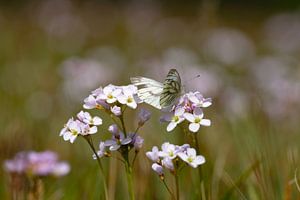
[
  {"left": 60, "top": 111, "right": 102, "bottom": 143},
  {"left": 146, "top": 142, "right": 205, "bottom": 177},
  {"left": 94, "top": 124, "right": 145, "bottom": 159},
  {"left": 162, "top": 91, "right": 212, "bottom": 133},
  {"left": 83, "top": 84, "right": 141, "bottom": 112},
  {"left": 4, "top": 151, "right": 70, "bottom": 177}
]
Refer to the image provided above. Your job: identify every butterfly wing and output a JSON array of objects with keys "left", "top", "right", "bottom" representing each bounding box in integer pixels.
[
  {"left": 160, "top": 69, "right": 182, "bottom": 109},
  {"left": 130, "top": 77, "right": 164, "bottom": 109}
]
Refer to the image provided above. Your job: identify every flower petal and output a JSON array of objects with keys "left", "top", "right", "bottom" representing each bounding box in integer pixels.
[
  {"left": 187, "top": 148, "right": 196, "bottom": 157},
  {"left": 178, "top": 152, "right": 188, "bottom": 161},
  {"left": 189, "top": 123, "right": 200, "bottom": 133},
  {"left": 194, "top": 155, "right": 206, "bottom": 165},
  {"left": 121, "top": 138, "right": 132, "bottom": 145},
  {"left": 175, "top": 107, "right": 185, "bottom": 116},
  {"left": 93, "top": 117, "right": 102, "bottom": 125},
  {"left": 193, "top": 107, "right": 203, "bottom": 117},
  {"left": 183, "top": 113, "right": 195, "bottom": 122},
  {"left": 89, "top": 126, "right": 98, "bottom": 134},
  {"left": 104, "top": 140, "right": 116, "bottom": 146},
  {"left": 200, "top": 119, "right": 211, "bottom": 126},
  {"left": 167, "top": 122, "right": 177, "bottom": 132},
  {"left": 109, "top": 144, "right": 120, "bottom": 151},
  {"left": 127, "top": 101, "right": 137, "bottom": 109}
]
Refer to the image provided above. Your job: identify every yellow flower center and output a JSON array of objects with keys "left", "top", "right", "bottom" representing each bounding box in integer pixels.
[
  {"left": 172, "top": 116, "right": 179, "bottom": 122},
  {"left": 194, "top": 117, "right": 201, "bottom": 123},
  {"left": 127, "top": 97, "right": 133, "bottom": 103},
  {"left": 187, "top": 157, "right": 193, "bottom": 163},
  {"left": 71, "top": 129, "right": 78, "bottom": 136}
]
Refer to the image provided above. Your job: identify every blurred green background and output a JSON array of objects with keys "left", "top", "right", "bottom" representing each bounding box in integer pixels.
[{"left": 1, "top": 0, "right": 300, "bottom": 199}]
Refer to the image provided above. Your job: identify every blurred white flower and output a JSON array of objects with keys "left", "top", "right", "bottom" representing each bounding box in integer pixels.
[
  {"left": 60, "top": 58, "right": 117, "bottom": 102},
  {"left": 264, "top": 12, "right": 300, "bottom": 53},
  {"left": 221, "top": 87, "right": 249, "bottom": 119},
  {"left": 36, "top": 0, "right": 88, "bottom": 51},
  {"left": 203, "top": 28, "right": 255, "bottom": 65},
  {"left": 4, "top": 151, "right": 70, "bottom": 177},
  {"left": 251, "top": 56, "right": 300, "bottom": 119}
]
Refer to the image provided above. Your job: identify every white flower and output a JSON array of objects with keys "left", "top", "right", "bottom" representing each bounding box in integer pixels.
[
  {"left": 166, "top": 107, "right": 185, "bottom": 132},
  {"left": 117, "top": 85, "right": 138, "bottom": 109},
  {"left": 178, "top": 148, "right": 205, "bottom": 168},
  {"left": 104, "top": 132, "right": 132, "bottom": 151},
  {"left": 187, "top": 92, "right": 212, "bottom": 108},
  {"left": 59, "top": 118, "right": 81, "bottom": 143},
  {"left": 108, "top": 124, "right": 119, "bottom": 135},
  {"left": 183, "top": 107, "right": 211, "bottom": 133},
  {"left": 176, "top": 144, "right": 190, "bottom": 153},
  {"left": 152, "top": 163, "right": 163, "bottom": 176},
  {"left": 138, "top": 108, "right": 151, "bottom": 126},
  {"left": 52, "top": 162, "right": 70, "bottom": 176},
  {"left": 98, "top": 84, "right": 122, "bottom": 104},
  {"left": 133, "top": 135, "right": 144, "bottom": 150},
  {"left": 110, "top": 105, "right": 122, "bottom": 116},
  {"left": 83, "top": 95, "right": 97, "bottom": 109},
  {"left": 60, "top": 111, "right": 102, "bottom": 143},
  {"left": 146, "top": 146, "right": 160, "bottom": 162},
  {"left": 80, "top": 123, "right": 98, "bottom": 136},
  {"left": 158, "top": 142, "right": 178, "bottom": 159},
  {"left": 77, "top": 111, "right": 102, "bottom": 126},
  {"left": 162, "top": 157, "right": 174, "bottom": 171},
  {"left": 93, "top": 142, "right": 106, "bottom": 159}
]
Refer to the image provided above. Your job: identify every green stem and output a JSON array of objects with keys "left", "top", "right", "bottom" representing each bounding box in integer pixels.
[
  {"left": 193, "top": 133, "right": 204, "bottom": 199},
  {"left": 119, "top": 105, "right": 134, "bottom": 199},
  {"left": 84, "top": 136, "right": 109, "bottom": 200},
  {"left": 124, "top": 155, "right": 135, "bottom": 200},
  {"left": 162, "top": 179, "right": 176, "bottom": 200},
  {"left": 175, "top": 174, "right": 180, "bottom": 200},
  {"left": 28, "top": 177, "right": 44, "bottom": 200},
  {"left": 120, "top": 114, "right": 127, "bottom": 137},
  {"left": 110, "top": 115, "right": 123, "bottom": 131},
  {"left": 131, "top": 151, "right": 138, "bottom": 166}
]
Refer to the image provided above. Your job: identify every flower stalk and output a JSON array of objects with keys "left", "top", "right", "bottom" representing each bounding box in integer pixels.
[
  {"left": 162, "top": 179, "right": 176, "bottom": 200},
  {"left": 125, "top": 157, "right": 135, "bottom": 200},
  {"left": 84, "top": 135, "right": 109, "bottom": 200}
]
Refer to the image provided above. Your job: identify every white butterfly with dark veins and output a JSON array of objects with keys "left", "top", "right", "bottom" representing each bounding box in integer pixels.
[{"left": 130, "top": 69, "right": 182, "bottom": 110}]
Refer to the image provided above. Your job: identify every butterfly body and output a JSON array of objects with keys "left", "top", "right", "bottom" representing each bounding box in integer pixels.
[{"left": 131, "top": 69, "right": 182, "bottom": 110}]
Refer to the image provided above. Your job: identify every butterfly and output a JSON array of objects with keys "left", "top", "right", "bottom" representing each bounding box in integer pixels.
[{"left": 130, "top": 69, "right": 182, "bottom": 110}]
